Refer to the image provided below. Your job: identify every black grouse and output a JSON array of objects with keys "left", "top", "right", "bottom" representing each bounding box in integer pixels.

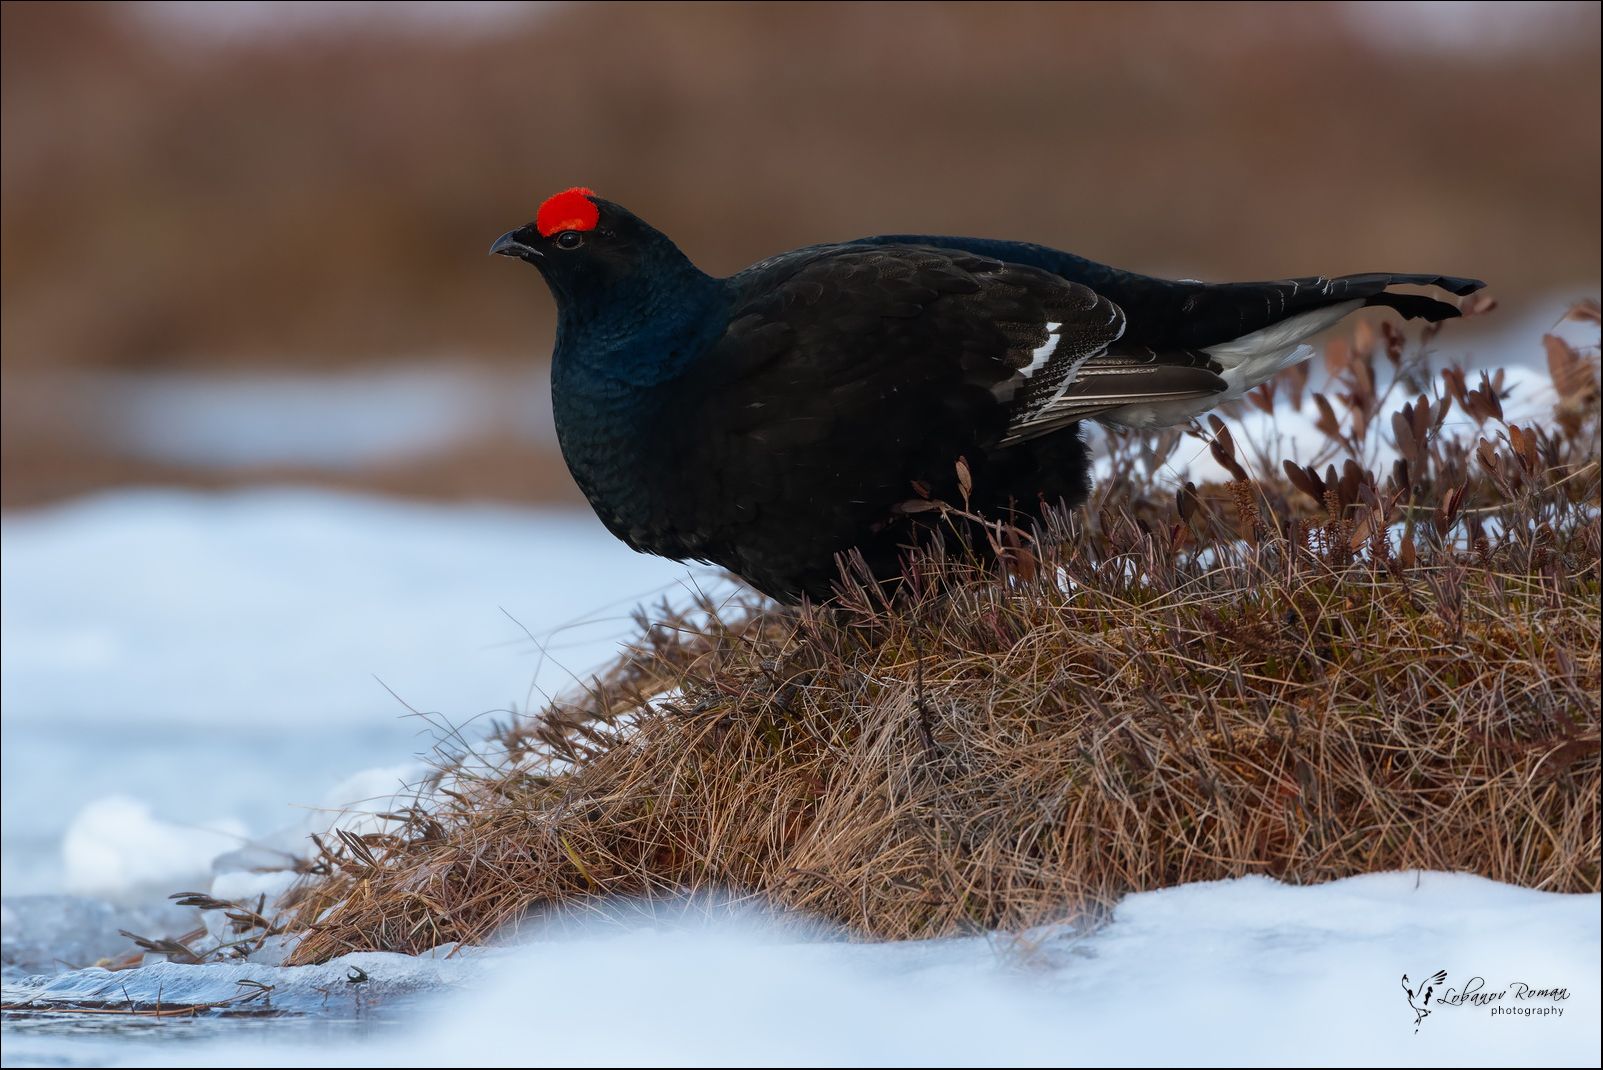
[{"left": 492, "top": 187, "right": 1482, "bottom": 602}]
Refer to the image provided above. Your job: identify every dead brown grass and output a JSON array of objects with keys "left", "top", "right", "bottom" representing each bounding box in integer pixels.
[{"left": 275, "top": 313, "right": 1601, "bottom": 964}]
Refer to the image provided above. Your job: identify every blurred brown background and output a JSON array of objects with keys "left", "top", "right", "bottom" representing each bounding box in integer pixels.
[{"left": 3, "top": 1, "right": 1598, "bottom": 508}]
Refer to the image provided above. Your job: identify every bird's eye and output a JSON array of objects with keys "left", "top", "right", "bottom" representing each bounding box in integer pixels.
[{"left": 555, "top": 230, "right": 583, "bottom": 250}]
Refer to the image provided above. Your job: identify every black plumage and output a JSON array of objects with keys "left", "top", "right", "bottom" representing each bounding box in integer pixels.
[{"left": 492, "top": 189, "right": 1483, "bottom": 602}]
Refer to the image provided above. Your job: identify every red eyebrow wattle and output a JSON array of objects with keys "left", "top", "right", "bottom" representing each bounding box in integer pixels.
[{"left": 536, "top": 187, "right": 599, "bottom": 237}]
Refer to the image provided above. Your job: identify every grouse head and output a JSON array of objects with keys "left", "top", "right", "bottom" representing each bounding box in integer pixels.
[{"left": 489, "top": 187, "right": 693, "bottom": 304}]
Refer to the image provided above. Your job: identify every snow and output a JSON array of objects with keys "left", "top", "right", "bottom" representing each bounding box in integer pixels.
[
  {"left": 1344, "top": 0, "right": 1589, "bottom": 55},
  {"left": 61, "top": 798, "right": 250, "bottom": 899},
  {"left": 90, "top": 365, "right": 555, "bottom": 470},
  {"left": 0, "top": 488, "right": 710, "bottom": 732},
  {"left": 3, "top": 875, "right": 1596, "bottom": 1067},
  {"left": 1, "top": 489, "right": 722, "bottom": 896},
  {"left": 387, "top": 874, "right": 1594, "bottom": 1067}
]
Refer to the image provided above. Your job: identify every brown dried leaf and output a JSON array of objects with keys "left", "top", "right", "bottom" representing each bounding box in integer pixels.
[
  {"left": 1206, "top": 415, "right": 1231, "bottom": 453},
  {"left": 1283, "top": 460, "right": 1324, "bottom": 503},
  {"left": 1392, "top": 411, "right": 1421, "bottom": 467},
  {"left": 1350, "top": 404, "right": 1370, "bottom": 444},
  {"left": 1312, "top": 393, "right": 1342, "bottom": 441},
  {"left": 1476, "top": 438, "right": 1500, "bottom": 475},
  {"left": 1480, "top": 378, "right": 1505, "bottom": 423},
  {"left": 1465, "top": 374, "right": 1504, "bottom": 424},
  {"left": 1411, "top": 394, "right": 1432, "bottom": 442},
  {"left": 1434, "top": 481, "right": 1467, "bottom": 536},
  {"left": 1390, "top": 457, "right": 1410, "bottom": 492},
  {"left": 1350, "top": 353, "right": 1376, "bottom": 400},
  {"left": 1281, "top": 360, "right": 1310, "bottom": 411},
  {"left": 1381, "top": 320, "right": 1406, "bottom": 363},
  {"left": 1353, "top": 317, "right": 1377, "bottom": 359},
  {"left": 1507, "top": 424, "right": 1540, "bottom": 472},
  {"left": 1545, "top": 333, "right": 1600, "bottom": 404},
  {"left": 1348, "top": 506, "right": 1378, "bottom": 551},
  {"left": 1207, "top": 417, "right": 1248, "bottom": 481},
  {"left": 1324, "top": 337, "right": 1352, "bottom": 378},
  {"left": 1338, "top": 459, "right": 1365, "bottom": 508},
  {"left": 1176, "top": 481, "right": 1199, "bottom": 523},
  {"left": 1441, "top": 365, "right": 1469, "bottom": 407},
  {"left": 1565, "top": 298, "right": 1601, "bottom": 325}
]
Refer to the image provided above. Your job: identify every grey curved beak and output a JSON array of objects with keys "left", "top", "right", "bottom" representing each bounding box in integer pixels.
[{"left": 490, "top": 229, "right": 541, "bottom": 258}]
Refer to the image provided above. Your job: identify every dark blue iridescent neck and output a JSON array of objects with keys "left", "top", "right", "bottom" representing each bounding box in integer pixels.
[{"left": 552, "top": 257, "right": 726, "bottom": 392}]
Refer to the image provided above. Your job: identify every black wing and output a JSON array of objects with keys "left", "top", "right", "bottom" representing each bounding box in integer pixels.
[
  {"left": 708, "top": 243, "right": 1226, "bottom": 446},
  {"left": 663, "top": 244, "right": 1154, "bottom": 593},
  {"left": 702, "top": 240, "right": 1127, "bottom": 443}
]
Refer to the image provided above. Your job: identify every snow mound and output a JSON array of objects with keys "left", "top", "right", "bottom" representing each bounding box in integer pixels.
[{"left": 6, "top": 874, "right": 1592, "bottom": 1068}]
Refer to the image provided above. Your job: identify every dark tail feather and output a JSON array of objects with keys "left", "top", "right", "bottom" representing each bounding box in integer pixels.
[
  {"left": 1367, "top": 291, "right": 1466, "bottom": 322},
  {"left": 1370, "top": 273, "right": 1485, "bottom": 296},
  {"left": 1353, "top": 273, "right": 1486, "bottom": 322}
]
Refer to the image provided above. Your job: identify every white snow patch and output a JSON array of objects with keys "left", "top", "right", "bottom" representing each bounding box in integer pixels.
[
  {"left": 2, "top": 489, "right": 729, "bottom": 896},
  {"left": 6, "top": 873, "right": 1588, "bottom": 1068},
  {"left": 61, "top": 797, "right": 249, "bottom": 899},
  {"left": 207, "top": 869, "right": 301, "bottom": 909},
  {"left": 89, "top": 365, "right": 555, "bottom": 470}
]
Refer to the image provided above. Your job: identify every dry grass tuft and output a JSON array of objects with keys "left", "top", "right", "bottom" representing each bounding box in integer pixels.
[{"left": 280, "top": 313, "right": 1601, "bottom": 963}]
